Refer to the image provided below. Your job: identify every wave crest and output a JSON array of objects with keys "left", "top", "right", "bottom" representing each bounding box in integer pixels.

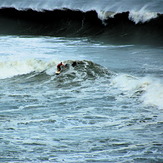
[
  {"left": 129, "top": 10, "right": 158, "bottom": 24},
  {"left": 111, "top": 74, "right": 163, "bottom": 110},
  {"left": 0, "top": 59, "right": 112, "bottom": 80},
  {"left": 0, "top": 7, "right": 163, "bottom": 45},
  {"left": 0, "top": 59, "right": 56, "bottom": 79}
]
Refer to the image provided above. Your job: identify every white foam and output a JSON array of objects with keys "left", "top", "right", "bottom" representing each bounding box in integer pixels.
[
  {"left": 111, "top": 74, "right": 163, "bottom": 110},
  {"left": 129, "top": 8, "right": 158, "bottom": 24},
  {"left": 0, "top": 59, "right": 56, "bottom": 79},
  {"left": 141, "top": 79, "right": 163, "bottom": 110},
  {"left": 1, "top": 0, "right": 162, "bottom": 15},
  {"left": 97, "top": 11, "right": 116, "bottom": 21},
  {"left": 111, "top": 74, "right": 143, "bottom": 92}
]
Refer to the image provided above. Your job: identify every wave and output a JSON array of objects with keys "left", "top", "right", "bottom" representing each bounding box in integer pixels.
[
  {"left": 110, "top": 74, "right": 163, "bottom": 110},
  {"left": 1, "top": 0, "right": 163, "bottom": 15},
  {"left": 0, "top": 7, "right": 163, "bottom": 45},
  {"left": 1, "top": 58, "right": 162, "bottom": 109},
  {"left": 0, "top": 59, "right": 111, "bottom": 80},
  {"left": 0, "top": 59, "right": 56, "bottom": 79}
]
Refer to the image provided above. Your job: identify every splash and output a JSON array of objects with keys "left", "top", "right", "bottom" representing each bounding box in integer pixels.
[
  {"left": 111, "top": 74, "right": 163, "bottom": 110},
  {"left": 129, "top": 7, "right": 158, "bottom": 24},
  {"left": 141, "top": 79, "right": 163, "bottom": 109}
]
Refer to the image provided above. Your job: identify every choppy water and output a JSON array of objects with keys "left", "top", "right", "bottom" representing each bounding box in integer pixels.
[{"left": 0, "top": 36, "right": 163, "bottom": 162}]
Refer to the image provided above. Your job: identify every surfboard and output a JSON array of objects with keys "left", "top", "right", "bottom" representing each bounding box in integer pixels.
[
  {"left": 55, "top": 70, "right": 61, "bottom": 75},
  {"left": 55, "top": 63, "right": 69, "bottom": 75}
]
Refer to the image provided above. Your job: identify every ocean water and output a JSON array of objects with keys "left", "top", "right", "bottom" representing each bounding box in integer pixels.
[{"left": 0, "top": 0, "right": 163, "bottom": 163}]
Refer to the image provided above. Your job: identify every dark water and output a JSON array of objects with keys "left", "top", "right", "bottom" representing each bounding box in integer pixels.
[
  {"left": 0, "top": 1, "right": 163, "bottom": 45},
  {"left": 0, "top": 0, "right": 163, "bottom": 162}
]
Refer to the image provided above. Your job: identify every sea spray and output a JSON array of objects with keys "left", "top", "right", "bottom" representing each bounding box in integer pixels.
[
  {"left": 110, "top": 74, "right": 163, "bottom": 109},
  {"left": 129, "top": 10, "right": 158, "bottom": 24},
  {"left": 141, "top": 78, "right": 163, "bottom": 109}
]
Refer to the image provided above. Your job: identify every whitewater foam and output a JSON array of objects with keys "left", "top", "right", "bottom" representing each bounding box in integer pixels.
[
  {"left": 129, "top": 8, "right": 158, "bottom": 24},
  {"left": 141, "top": 79, "right": 163, "bottom": 110},
  {"left": 0, "top": 59, "right": 56, "bottom": 79},
  {"left": 1, "top": 0, "right": 163, "bottom": 13},
  {"left": 98, "top": 9, "right": 159, "bottom": 24},
  {"left": 111, "top": 74, "right": 163, "bottom": 110},
  {"left": 97, "top": 11, "right": 116, "bottom": 25}
]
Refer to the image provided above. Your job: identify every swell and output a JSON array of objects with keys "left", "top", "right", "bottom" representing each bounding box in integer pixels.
[
  {"left": 0, "top": 7, "right": 163, "bottom": 45},
  {"left": 1, "top": 59, "right": 163, "bottom": 110},
  {"left": 0, "top": 59, "right": 111, "bottom": 80}
]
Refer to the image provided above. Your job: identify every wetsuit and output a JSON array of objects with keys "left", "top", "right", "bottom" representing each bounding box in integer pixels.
[{"left": 57, "top": 62, "right": 64, "bottom": 71}]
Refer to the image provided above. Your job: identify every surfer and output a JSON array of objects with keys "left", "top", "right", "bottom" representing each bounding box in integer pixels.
[
  {"left": 57, "top": 62, "right": 65, "bottom": 71},
  {"left": 56, "top": 62, "right": 70, "bottom": 75},
  {"left": 72, "top": 61, "right": 77, "bottom": 67}
]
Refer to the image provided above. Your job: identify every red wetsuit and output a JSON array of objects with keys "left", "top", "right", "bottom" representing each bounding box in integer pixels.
[{"left": 57, "top": 62, "right": 64, "bottom": 71}]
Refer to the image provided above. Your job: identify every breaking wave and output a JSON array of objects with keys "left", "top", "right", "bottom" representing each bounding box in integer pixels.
[
  {"left": 0, "top": 59, "right": 55, "bottom": 79},
  {"left": 110, "top": 74, "right": 163, "bottom": 110},
  {"left": 0, "top": 59, "right": 111, "bottom": 80},
  {"left": 1, "top": 58, "right": 162, "bottom": 110},
  {"left": 0, "top": 7, "right": 163, "bottom": 45}
]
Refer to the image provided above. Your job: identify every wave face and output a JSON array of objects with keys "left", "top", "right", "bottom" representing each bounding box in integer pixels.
[
  {"left": 0, "top": 59, "right": 110, "bottom": 80},
  {"left": 0, "top": 0, "right": 163, "bottom": 45}
]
